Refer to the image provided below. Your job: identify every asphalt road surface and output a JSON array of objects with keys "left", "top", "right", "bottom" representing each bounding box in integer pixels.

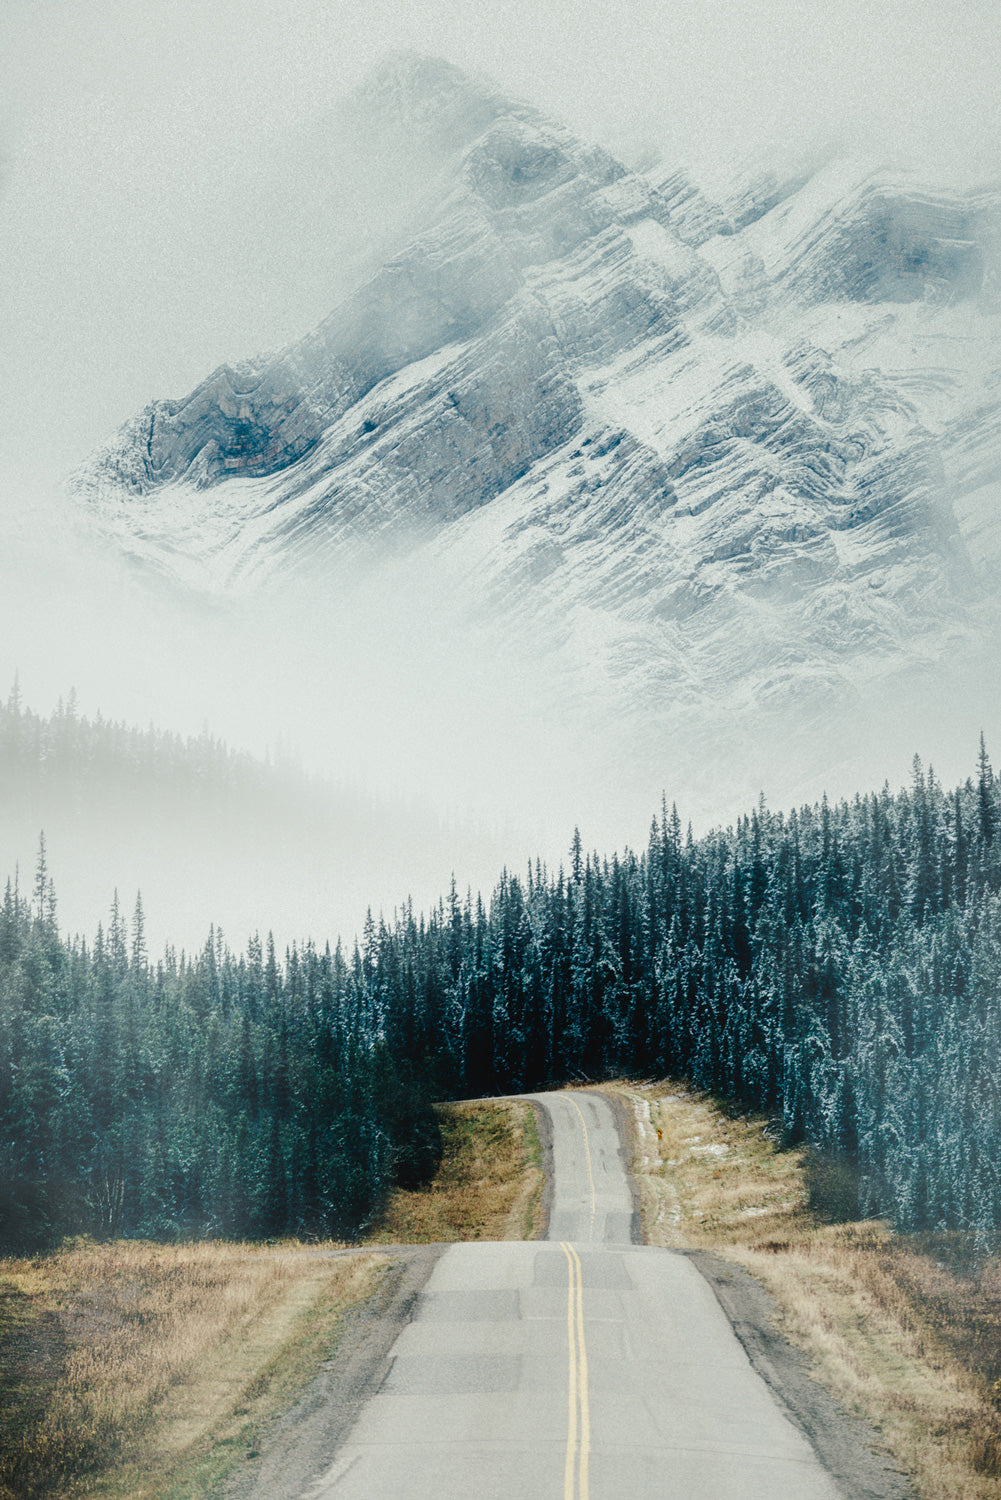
[{"left": 307, "top": 1090, "right": 849, "bottom": 1499}]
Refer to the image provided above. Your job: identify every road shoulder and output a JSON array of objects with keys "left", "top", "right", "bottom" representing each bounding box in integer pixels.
[
  {"left": 221, "top": 1246, "right": 444, "bottom": 1500},
  {"left": 527, "top": 1095, "right": 554, "bottom": 1238},
  {"left": 688, "top": 1248, "right": 913, "bottom": 1500},
  {"left": 598, "top": 1085, "right": 644, "bottom": 1244}
]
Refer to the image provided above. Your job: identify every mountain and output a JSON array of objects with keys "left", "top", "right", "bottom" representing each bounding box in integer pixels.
[{"left": 73, "top": 53, "right": 1001, "bottom": 747}]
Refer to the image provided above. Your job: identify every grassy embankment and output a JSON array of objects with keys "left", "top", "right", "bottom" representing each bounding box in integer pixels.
[
  {"left": 0, "top": 1240, "right": 385, "bottom": 1500},
  {"left": 603, "top": 1079, "right": 1001, "bottom": 1500},
  {"left": 0, "top": 1098, "right": 542, "bottom": 1500},
  {"left": 364, "top": 1098, "right": 545, "bottom": 1245}
]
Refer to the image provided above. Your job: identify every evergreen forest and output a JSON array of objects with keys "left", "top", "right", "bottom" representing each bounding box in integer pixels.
[{"left": 3, "top": 740, "right": 1001, "bottom": 1252}]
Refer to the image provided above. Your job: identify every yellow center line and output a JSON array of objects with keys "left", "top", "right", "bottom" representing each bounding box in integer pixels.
[
  {"left": 568, "top": 1097, "right": 597, "bottom": 1242},
  {"left": 570, "top": 1242, "right": 590, "bottom": 1499},
  {"left": 561, "top": 1242, "right": 591, "bottom": 1500}
]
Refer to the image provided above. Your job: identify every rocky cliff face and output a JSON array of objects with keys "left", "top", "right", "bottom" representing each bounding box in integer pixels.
[{"left": 74, "top": 53, "right": 1001, "bottom": 730}]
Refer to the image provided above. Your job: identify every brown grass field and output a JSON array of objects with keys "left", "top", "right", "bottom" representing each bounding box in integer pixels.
[
  {"left": 0, "top": 1239, "right": 386, "bottom": 1500},
  {"left": 603, "top": 1079, "right": 1001, "bottom": 1500},
  {"left": 0, "top": 1097, "right": 541, "bottom": 1499},
  {"left": 364, "top": 1097, "right": 545, "bottom": 1244}
]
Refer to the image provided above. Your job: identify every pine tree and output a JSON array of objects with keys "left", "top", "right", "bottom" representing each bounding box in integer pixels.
[
  {"left": 33, "top": 833, "right": 48, "bottom": 923},
  {"left": 978, "top": 733, "right": 996, "bottom": 846},
  {"left": 131, "top": 893, "right": 147, "bottom": 972}
]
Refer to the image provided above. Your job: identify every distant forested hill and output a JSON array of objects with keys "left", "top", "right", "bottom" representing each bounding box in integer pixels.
[
  {"left": 0, "top": 682, "right": 486, "bottom": 951},
  {"left": 0, "top": 681, "right": 368, "bottom": 848},
  {"left": 2, "top": 739, "right": 1001, "bottom": 1252}
]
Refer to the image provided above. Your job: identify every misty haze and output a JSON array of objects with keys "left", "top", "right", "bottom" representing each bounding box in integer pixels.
[
  {"left": 2, "top": 27, "right": 1000, "bottom": 948},
  {"left": 2, "top": 5, "right": 1001, "bottom": 1496}
]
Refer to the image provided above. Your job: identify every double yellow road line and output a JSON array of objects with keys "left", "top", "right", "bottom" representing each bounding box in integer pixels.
[{"left": 560, "top": 1241, "right": 590, "bottom": 1500}]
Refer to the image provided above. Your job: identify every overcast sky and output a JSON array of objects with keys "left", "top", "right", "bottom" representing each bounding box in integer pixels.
[
  {"left": 2, "top": 0, "right": 999, "bottom": 484},
  {"left": 1, "top": 0, "right": 999, "bottom": 941}
]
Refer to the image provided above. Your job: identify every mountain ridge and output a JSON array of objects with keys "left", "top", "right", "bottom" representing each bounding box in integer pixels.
[{"left": 73, "top": 53, "right": 1001, "bottom": 726}]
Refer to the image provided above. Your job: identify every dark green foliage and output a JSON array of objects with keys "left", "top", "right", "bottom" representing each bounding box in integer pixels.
[
  {"left": 3, "top": 740, "right": 1001, "bottom": 1248},
  {"left": 804, "top": 1148, "right": 862, "bottom": 1224},
  {"left": 377, "top": 1058, "right": 444, "bottom": 1188},
  {"left": 0, "top": 876, "right": 400, "bottom": 1247}
]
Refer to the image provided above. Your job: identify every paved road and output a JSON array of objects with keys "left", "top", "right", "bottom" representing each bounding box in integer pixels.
[{"left": 308, "top": 1090, "right": 843, "bottom": 1500}]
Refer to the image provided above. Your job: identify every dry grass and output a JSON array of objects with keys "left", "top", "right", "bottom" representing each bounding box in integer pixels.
[
  {"left": 604, "top": 1079, "right": 1001, "bottom": 1500},
  {"left": 0, "top": 1097, "right": 541, "bottom": 1498},
  {"left": 364, "top": 1098, "right": 545, "bottom": 1245},
  {"left": 0, "top": 1238, "right": 385, "bottom": 1500}
]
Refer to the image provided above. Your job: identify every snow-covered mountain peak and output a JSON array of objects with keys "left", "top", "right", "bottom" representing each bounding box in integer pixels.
[
  {"left": 335, "top": 51, "right": 529, "bottom": 160},
  {"left": 71, "top": 57, "right": 1001, "bottom": 746}
]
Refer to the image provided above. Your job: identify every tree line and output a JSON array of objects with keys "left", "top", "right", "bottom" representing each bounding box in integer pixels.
[
  {"left": 3, "top": 742, "right": 1001, "bottom": 1250},
  {"left": 0, "top": 850, "right": 441, "bottom": 1250},
  {"left": 0, "top": 676, "right": 376, "bottom": 837}
]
